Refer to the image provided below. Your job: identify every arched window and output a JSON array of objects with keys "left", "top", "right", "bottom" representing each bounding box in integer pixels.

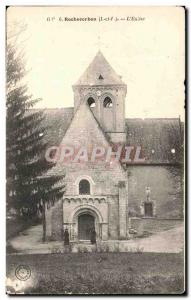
[
  {"left": 79, "top": 179, "right": 90, "bottom": 195},
  {"left": 87, "top": 97, "right": 96, "bottom": 108},
  {"left": 103, "top": 96, "right": 113, "bottom": 108}
]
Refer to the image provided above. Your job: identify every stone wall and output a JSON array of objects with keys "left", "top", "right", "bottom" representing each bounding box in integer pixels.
[
  {"left": 46, "top": 164, "right": 183, "bottom": 241},
  {"left": 108, "top": 195, "right": 119, "bottom": 239}
]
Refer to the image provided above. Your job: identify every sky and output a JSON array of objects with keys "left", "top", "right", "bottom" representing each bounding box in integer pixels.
[{"left": 7, "top": 6, "right": 185, "bottom": 119}]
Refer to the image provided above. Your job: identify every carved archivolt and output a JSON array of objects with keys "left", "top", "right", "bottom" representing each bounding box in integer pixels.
[{"left": 68, "top": 203, "right": 104, "bottom": 223}]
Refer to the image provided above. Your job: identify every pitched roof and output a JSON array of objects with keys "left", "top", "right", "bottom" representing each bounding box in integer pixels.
[
  {"left": 74, "top": 51, "right": 126, "bottom": 86},
  {"left": 46, "top": 102, "right": 126, "bottom": 177},
  {"left": 40, "top": 108, "right": 73, "bottom": 146},
  {"left": 126, "top": 118, "right": 184, "bottom": 164},
  {"left": 32, "top": 108, "right": 183, "bottom": 164}
]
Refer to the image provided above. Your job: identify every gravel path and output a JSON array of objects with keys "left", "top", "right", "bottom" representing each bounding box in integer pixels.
[{"left": 9, "top": 222, "right": 184, "bottom": 254}]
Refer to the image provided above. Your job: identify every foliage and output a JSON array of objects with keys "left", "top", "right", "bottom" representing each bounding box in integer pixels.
[{"left": 6, "top": 23, "right": 65, "bottom": 240}]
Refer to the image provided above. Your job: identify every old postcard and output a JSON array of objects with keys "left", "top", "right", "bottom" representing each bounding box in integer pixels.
[{"left": 6, "top": 6, "right": 185, "bottom": 295}]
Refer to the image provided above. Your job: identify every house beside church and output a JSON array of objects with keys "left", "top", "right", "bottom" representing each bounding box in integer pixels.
[{"left": 42, "top": 51, "right": 183, "bottom": 241}]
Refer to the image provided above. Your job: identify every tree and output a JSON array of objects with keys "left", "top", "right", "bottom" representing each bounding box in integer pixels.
[{"left": 6, "top": 23, "right": 65, "bottom": 242}]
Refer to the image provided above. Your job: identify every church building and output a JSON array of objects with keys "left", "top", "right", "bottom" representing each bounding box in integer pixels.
[
  {"left": 44, "top": 51, "right": 183, "bottom": 242},
  {"left": 46, "top": 51, "right": 129, "bottom": 241}
]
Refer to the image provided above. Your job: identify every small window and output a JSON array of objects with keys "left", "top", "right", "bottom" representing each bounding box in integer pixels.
[
  {"left": 87, "top": 97, "right": 96, "bottom": 108},
  {"left": 79, "top": 179, "right": 90, "bottom": 195},
  {"left": 98, "top": 74, "right": 104, "bottom": 80},
  {"left": 103, "top": 97, "right": 113, "bottom": 108}
]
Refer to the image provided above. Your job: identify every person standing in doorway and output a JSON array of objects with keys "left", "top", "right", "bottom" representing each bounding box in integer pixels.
[
  {"left": 64, "top": 228, "right": 69, "bottom": 246},
  {"left": 90, "top": 227, "right": 96, "bottom": 244}
]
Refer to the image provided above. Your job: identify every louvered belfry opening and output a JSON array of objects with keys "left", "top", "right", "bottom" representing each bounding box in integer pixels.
[
  {"left": 87, "top": 97, "right": 96, "bottom": 108},
  {"left": 103, "top": 96, "right": 113, "bottom": 108}
]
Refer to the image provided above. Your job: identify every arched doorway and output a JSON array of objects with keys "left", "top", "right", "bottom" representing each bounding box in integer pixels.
[
  {"left": 78, "top": 213, "right": 95, "bottom": 240},
  {"left": 69, "top": 205, "right": 105, "bottom": 241}
]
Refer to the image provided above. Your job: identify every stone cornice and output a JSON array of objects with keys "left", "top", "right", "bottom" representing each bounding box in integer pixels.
[
  {"left": 72, "top": 85, "right": 126, "bottom": 91},
  {"left": 63, "top": 195, "right": 107, "bottom": 204}
]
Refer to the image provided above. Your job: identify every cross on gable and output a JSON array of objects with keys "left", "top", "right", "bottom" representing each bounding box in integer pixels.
[{"left": 95, "top": 35, "right": 102, "bottom": 50}]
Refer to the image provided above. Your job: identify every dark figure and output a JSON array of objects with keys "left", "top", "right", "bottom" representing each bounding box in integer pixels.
[
  {"left": 90, "top": 228, "right": 96, "bottom": 244},
  {"left": 63, "top": 228, "right": 69, "bottom": 246}
]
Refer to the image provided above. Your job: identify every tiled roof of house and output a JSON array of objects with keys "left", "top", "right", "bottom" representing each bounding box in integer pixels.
[{"left": 125, "top": 118, "right": 183, "bottom": 164}]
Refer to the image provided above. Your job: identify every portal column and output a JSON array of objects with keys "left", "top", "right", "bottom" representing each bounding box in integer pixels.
[
  {"left": 118, "top": 181, "right": 128, "bottom": 239},
  {"left": 101, "top": 223, "right": 108, "bottom": 240}
]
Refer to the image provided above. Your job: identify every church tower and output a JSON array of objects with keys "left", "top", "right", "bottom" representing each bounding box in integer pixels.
[
  {"left": 72, "top": 51, "right": 127, "bottom": 143},
  {"left": 46, "top": 51, "right": 129, "bottom": 242}
]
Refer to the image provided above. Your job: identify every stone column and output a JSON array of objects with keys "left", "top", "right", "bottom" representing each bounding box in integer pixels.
[
  {"left": 97, "top": 95, "right": 101, "bottom": 123},
  {"left": 51, "top": 200, "right": 63, "bottom": 241},
  {"left": 72, "top": 222, "right": 78, "bottom": 241},
  {"left": 118, "top": 181, "right": 128, "bottom": 239},
  {"left": 101, "top": 223, "right": 108, "bottom": 240}
]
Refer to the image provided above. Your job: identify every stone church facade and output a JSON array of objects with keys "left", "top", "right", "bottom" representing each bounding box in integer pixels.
[
  {"left": 44, "top": 51, "right": 184, "bottom": 242},
  {"left": 46, "top": 52, "right": 129, "bottom": 241}
]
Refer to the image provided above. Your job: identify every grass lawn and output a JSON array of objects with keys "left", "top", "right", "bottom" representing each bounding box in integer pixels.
[
  {"left": 6, "top": 252, "right": 185, "bottom": 295},
  {"left": 141, "top": 219, "right": 183, "bottom": 234}
]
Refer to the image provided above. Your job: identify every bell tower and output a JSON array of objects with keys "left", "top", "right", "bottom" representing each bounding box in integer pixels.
[{"left": 72, "top": 51, "right": 127, "bottom": 143}]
